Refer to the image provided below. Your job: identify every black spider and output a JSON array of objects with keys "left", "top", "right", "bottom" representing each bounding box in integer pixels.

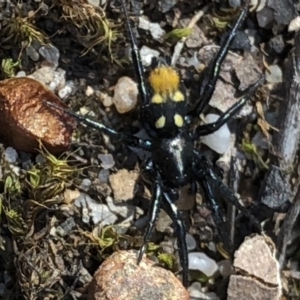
[{"left": 47, "top": 0, "right": 263, "bottom": 287}]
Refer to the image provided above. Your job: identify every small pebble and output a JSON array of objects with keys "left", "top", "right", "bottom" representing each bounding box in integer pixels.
[
  {"left": 106, "top": 196, "right": 136, "bottom": 219},
  {"left": 58, "top": 84, "right": 73, "bottom": 99},
  {"left": 35, "top": 153, "right": 47, "bottom": 164},
  {"left": 79, "top": 106, "right": 95, "bottom": 117},
  {"left": 98, "top": 169, "right": 110, "bottom": 183},
  {"left": 188, "top": 282, "right": 202, "bottom": 299},
  {"left": 49, "top": 68, "right": 66, "bottom": 91},
  {"left": 55, "top": 217, "right": 76, "bottom": 237},
  {"left": 265, "top": 64, "right": 283, "bottom": 83},
  {"left": 58, "top": 80, "right": 77, "bottom": 99},
  {"left": 288, "top": 16, "right": 300, "bottom": 32},
  {"left": 98, "top": 153, "right": 115, "bottom": 169},
  {"left": 85, "top": 85, "right": 94, "bottom": 97},
  {"left": 16, "top": 71, "right": 26, "bottom": 77},
  {"left": 256, "top": 7, "right": 274, "bottom": 28},
  {"left": 186, "top": 52, "right": 202, "bottom": 70},
  {"left": 134, "top": 215, "right": 149, "bottom": 229},
  {"left": 206, "top": 241, "right": 217, "bottom": 254},
  {"left": 28, "top": 66, "right": 66, "bottom": 92},
  {"left": 188, "top": 282, "right": 219, "bottom": 300},
  {"left": 79, "top": 178, "right": 92, "bottom": 191},
  {"left": 218, "top": 260, "right": 233, "bottom": 277},
  {"left": 268, "top": 35, "right": 285, "bottom": 54},
  {"left": 96, "top": 91, "right": 113, "bottom": 107},
  {"left": 175, "top": 233, "right": 197, "bottom": 251},
  {"left": 160, "top": 240, "right": 175, "bottom": 255},
  {"left": 26, "top": 44, "right": 39, "bottom": 61},
  {"left": 156, "top": 210, "right": 172, "bottom": 232},
  {"left": 102, "top": 94, "right": 113, "bottom": 107},
  {"left": 39, "top": 44, "right": 60, "bottom": 67},
  {"left": 140, "top": 46, "right": 160, "bottom": 67},
  {"left": 75, "top": 193, "right": 117, "bottom": 225},
  {"left": 186, "top": 233, "right": 197, "bottom": 251},
  {"left": 201, "top": 114, "right": 231, "bottom": 154},
  {"left": 4, "top": 147, "right": 18, "bottom": 163},
  {"left": 138, "top": 16, "right": 165, "bottom": 41},
  {"left": 188, "top": 252, "right": 219, "bottom": 277},
  {"left": 113, "top": 77, "right": 138, "bottom": 114}
]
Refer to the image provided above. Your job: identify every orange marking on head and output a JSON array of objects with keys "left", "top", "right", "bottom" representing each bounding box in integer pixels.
[{"left": 149, "top": 66, "right": 180, "bottom": 95}]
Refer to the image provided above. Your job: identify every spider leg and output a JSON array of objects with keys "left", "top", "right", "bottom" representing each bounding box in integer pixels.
[
  {"left": 193, "top": 152, "right": 262, "bottom": 235},
  {"left": 45, "top": 101, "right": 152, "bottom": 150},
  {"left": 196, "top": 169, "right": 231, "bottom": 249},
  {"left": 193, "top": 76, "right": 264, "bottom": 139},
  {"left": 121, "top": 0, "right": 150, "bottom": 107},
  {"left": 190, "top": 3, "right": 249, "bottom": 117},
  {"left": 137, "top": 175, "right": 163, "bottom": 264},
  {"left": 162, "top": 191, "right": 188, "bottom": 288},
  {"left": 207, "top": 169, "right": 262, "bottom": 231}
]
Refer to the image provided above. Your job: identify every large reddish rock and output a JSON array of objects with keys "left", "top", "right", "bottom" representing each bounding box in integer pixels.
[
  {"left": 88, "top": 250, "right": 190, "bottom": 300},
  {"left": 0, "top": 77, "right": 76, "bottom": 153}
]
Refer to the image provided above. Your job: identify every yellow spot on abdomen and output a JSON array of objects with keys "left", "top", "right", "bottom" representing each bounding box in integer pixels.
[
  {"left": 172, "top": 91, "right": 185, "bottom": 102},
  {"left": 155, "top": 116, "right": 166, "bottom": 128},
  {"left": 174, "top": 114, "right": 184, "bottom": 127},
  {"left": 151, "top": 93, "right": 164, "bottom": 104},
  {"left": 149, "top": 66, "right": 180, "bottom": 95}
]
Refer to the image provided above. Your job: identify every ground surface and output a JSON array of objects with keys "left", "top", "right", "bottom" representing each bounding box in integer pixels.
[{"left": 0, "top": 0, "right": 299, "bottom": 299}]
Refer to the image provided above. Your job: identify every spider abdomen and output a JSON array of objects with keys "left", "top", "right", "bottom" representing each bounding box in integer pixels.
[{"left": 152, "top": 132, "right": 194, "bottom": 188}]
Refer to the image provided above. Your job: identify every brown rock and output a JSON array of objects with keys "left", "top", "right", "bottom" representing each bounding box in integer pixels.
[
  {"left": 0, "top": 77, "right": 76, "bottom": 153},
  {"left": 88, "top": 250, "right": 190, "bottom": 300}
]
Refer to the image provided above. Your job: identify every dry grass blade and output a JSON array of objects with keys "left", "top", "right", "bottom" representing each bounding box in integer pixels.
[
  {"left": 58, "top": 0, "right": 118, "bottom": 58},
  {"left": 26, "top": 142, "right": 80, "bottom": 201},
  {"left": 1, "top": 15, "right": 49, "bottom": 49}
]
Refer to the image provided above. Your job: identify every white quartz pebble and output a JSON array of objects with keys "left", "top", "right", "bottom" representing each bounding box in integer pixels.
[
  {"left": 113, "top": 77, "right": 138, "bottom": 114},
  {"left": 188, "top": 252, "right": 219, "bottom": 277},
  {"left": 201, "top": 114, "right": 231, "bottom": 154}
]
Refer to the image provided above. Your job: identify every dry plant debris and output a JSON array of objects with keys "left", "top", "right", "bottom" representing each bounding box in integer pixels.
[
  {"left": 1, "top": 13, "right": 50, "bottom": 49},
  {"left": 58, "top": 0, "right": 118, "bottom": 57},
  {"left": 0, "top": 77, "right": 76, "bottom": 153},
  {"left": 27, "top": 144, "right": 80, "bottom": 200},
  {"left": 87, "top": 250, "right": 190, "bottom": 300}
]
